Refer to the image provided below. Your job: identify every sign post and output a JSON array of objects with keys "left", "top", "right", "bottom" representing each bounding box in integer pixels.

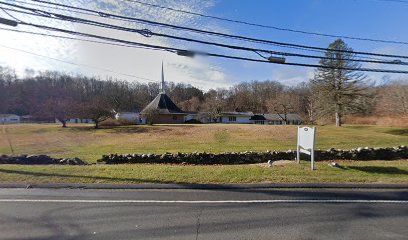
[{"left": 297, "top": 127, "right": 316, "bottom": 170}]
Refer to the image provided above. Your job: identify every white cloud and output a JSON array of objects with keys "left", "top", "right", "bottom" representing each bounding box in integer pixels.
[
  {"left": 270, "top": 65, "right": 313, "bottom": 86},
  {"left": 0, "top": 0, "right": 235, "bottom": 89}
]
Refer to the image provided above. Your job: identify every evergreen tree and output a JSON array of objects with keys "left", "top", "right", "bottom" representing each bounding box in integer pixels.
[{"left": 311, "top": 39, "right": 370, "bottom": 127}]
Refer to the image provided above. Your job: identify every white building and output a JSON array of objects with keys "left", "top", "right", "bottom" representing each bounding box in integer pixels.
[
  {"left": 55, "top": 118, "right": 94, "bottom": 124},
  {"left": 0, "top": 114, "right": 20, "bottom": 124},
  {"left": 184, "top": 112, "right": 209, "bottom": 123},
  {"left": 218, "top": 112, "right": 253, "bottom": 124},
  {"left": 115, "top": 112, "right": 146, "bottom": 124},
  {"left": 250, "top": 114, "right": 303, "bottom": 125}
]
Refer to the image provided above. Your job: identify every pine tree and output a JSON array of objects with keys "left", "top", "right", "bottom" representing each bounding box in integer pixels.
[{"left": 311, "top": 39, "right": 370, "bottom": 127}]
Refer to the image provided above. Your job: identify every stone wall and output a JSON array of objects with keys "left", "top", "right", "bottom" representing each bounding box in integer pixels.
[
  {"left": 98, "top": 146, "right": 407, "bottom": 165},
  {"left": 0, "top": 155, "right": 87, "bottom": 165}
]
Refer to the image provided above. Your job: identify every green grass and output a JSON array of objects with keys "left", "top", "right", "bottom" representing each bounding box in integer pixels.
[
  {"left": 1, "top": 124, "right": 407, "bottom": 163},
  {"left": 385, "top": 128, "right": 408, "bottom": 136},
  {"left": 0, "top": 160, "right": 407, "bottom": 184}
]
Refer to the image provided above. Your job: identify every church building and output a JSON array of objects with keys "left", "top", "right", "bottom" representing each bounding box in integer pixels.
[{"left": 140, "top": 63, "right": 188, "bottom": 124}]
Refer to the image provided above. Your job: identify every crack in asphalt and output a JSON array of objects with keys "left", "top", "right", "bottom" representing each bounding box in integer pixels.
[{"left": 195, "top": 208, "right": 203, "bottom": 240}]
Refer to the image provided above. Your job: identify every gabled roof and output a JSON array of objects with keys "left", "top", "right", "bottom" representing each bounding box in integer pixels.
[
  {"left": 141, "top": 93, "right": 185, "bottom": 114},
  {"left": 250, "top": 115, "right": 267, "bottom": 121},
  {"left": 221, "top": 112, "right": 253, "bottom": 117}
]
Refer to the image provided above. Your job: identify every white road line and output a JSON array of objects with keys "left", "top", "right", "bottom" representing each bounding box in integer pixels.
[{"left": 0, "top": 199, "right": 407, "bottom": 204}]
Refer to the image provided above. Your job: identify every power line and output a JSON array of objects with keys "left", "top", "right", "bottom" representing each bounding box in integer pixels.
[
  {"left": 6, "top": 6, "right": 406, "bottom": 66},
  {"left": 119, "top": 0, "right": 408, "bottom": 45},
  {"left": 4, "top": 2, "right": 408, "bottom": 63},
  {"left": 11, "top": 1, "right": 405, "bottom": 60},
  {"left": 13, "top": 20, "right": 408, "bottom": 74},
  {"left": 0, "top": 27, "right": 167, "bottom": 51},
  {"left": 0, "top": 43, "right": 156, "bottom": 82}
]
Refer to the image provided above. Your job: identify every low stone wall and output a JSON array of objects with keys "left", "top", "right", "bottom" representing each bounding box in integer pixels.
[
  {"left": 0, "top": 155, "right": 87, "bottom": 165},
  {"left": 98, "top": 146, "right": 407, "bottom": 165}
]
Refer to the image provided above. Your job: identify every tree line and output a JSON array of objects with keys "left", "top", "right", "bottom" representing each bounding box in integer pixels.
[{"left": 0, "top": 39, "right": 407, "bottom": 128}]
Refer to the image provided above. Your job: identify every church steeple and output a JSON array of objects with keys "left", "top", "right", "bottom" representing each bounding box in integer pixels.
[{"left": 160, "top": 61, "right": 166, "bottom": 94}]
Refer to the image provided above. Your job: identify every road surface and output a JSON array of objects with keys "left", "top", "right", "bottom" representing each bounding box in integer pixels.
[{"left": 0, "top": 187, "right": 407, "bottom": 240}]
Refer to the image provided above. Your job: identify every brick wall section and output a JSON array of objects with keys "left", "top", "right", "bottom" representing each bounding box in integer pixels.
[{"left": 156, "top": 114, "right": 187, "bottom": 124}]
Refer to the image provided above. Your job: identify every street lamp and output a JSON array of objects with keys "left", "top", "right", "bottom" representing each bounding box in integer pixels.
[{"left": 0, "top": 17, "right": 18, "bottom": 27}]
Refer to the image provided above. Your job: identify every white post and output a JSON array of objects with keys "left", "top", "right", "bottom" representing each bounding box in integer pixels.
[
  {"left": 311, "top": 149, "right": 315, "bottom": 170},
  {"left": 296, "top": 143, "right": 300, "bottom": 164}
]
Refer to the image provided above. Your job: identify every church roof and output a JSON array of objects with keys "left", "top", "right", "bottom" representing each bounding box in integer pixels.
[{"left": 141, "top": 93, "right": 185, "bottom": 114}]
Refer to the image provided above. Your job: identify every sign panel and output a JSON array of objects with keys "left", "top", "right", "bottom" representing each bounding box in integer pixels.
[{"left": 297, "top": 127, "right": 316, "bottom": 170}]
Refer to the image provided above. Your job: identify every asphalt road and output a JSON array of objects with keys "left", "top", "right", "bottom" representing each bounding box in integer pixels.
[{"left": 0, "top": 187, "right": 407, "bottom": 240}]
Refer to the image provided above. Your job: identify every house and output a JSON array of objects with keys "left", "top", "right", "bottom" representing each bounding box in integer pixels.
[
  {"left": 140, "top": 63, "right": 187, "bottom": 124},
  {"left": 55, "top": 118, "right": 94, "bottom": 124},
  {"left": 20, "top": 115, "right": 55, "bottom": 123},
  {"left": 250, "top": 114, "right": 303, "bottom": 125},
  {"left": 184, "top": 112, "right": 209, "bottom": 123},
  {"left": 218, "top": 112, "right": 253, "bottom": 124},
  {"left": 185, "top": 112, "right": 254, "bottom": 124},
  {"left": 0, "top": 114, "right": 20, "bottom": 124}
]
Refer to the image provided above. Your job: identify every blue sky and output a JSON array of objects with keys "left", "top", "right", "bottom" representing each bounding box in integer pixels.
[
  {"left": 207, "top": 0, "right": 408, "bottom": 85},
  {"left": 0, "top": 0, "right": 407, "bottom": 89}
]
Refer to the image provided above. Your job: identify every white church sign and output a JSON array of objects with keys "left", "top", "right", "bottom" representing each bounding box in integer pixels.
[{"left": 297, "top": 127, "right": 316, "bottom": 170}]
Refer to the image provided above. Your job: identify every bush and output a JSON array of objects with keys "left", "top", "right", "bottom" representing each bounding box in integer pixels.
[
  {"left": 99, "top": 118, "right": 135, "bottom": 127},
  {"left": 184, "top": 119, "right": 202, "bottom": 124}
]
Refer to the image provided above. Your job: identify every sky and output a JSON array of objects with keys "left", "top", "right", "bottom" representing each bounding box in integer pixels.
[{"left": 0, "top": 0, "right": 407, "bottom": 90}]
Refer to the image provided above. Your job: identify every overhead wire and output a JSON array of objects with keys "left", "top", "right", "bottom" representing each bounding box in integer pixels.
[
  {"left": 0, "top": 27, "right": 170, "bottom": 51},
  {"left": 2, "top": 2, "right": 408, "bottom": 66},
  {"left": 13, "top": 0, "right": 408, "bottom": 60},
  {"left": 119, "top": 0, "right": 408, "bottom": 45},
  {"left": 10, "top": 20, "right": 408, "bottom": 74}
]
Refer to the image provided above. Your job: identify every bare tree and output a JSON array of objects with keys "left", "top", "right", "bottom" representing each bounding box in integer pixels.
[
  {"left": 375, "top": 81, "right": 408, "bottom": 115},
  {"left": 82, "top": 97, "right": 114, "bottom": 129},
  {"left": 141, "top": 108, "right": 160, "bottom": 125},
  {"left": 203, "top": 90, "right": 224, "bottom": 122},
  {"left": 267, "top": 93, "right": 295, "bottom": 125}
]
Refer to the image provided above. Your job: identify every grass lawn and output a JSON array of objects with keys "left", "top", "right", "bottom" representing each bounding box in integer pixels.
[
  {"left": 0, "top": 160, "right": 407, "bottom": 184},
  {"left": 1, "top": 124, "right": 407, "bottom": 163}
]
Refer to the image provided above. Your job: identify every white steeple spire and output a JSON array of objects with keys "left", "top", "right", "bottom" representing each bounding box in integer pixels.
[{"left": 160, "top": 61, "right": 166, "bottom": 94}]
